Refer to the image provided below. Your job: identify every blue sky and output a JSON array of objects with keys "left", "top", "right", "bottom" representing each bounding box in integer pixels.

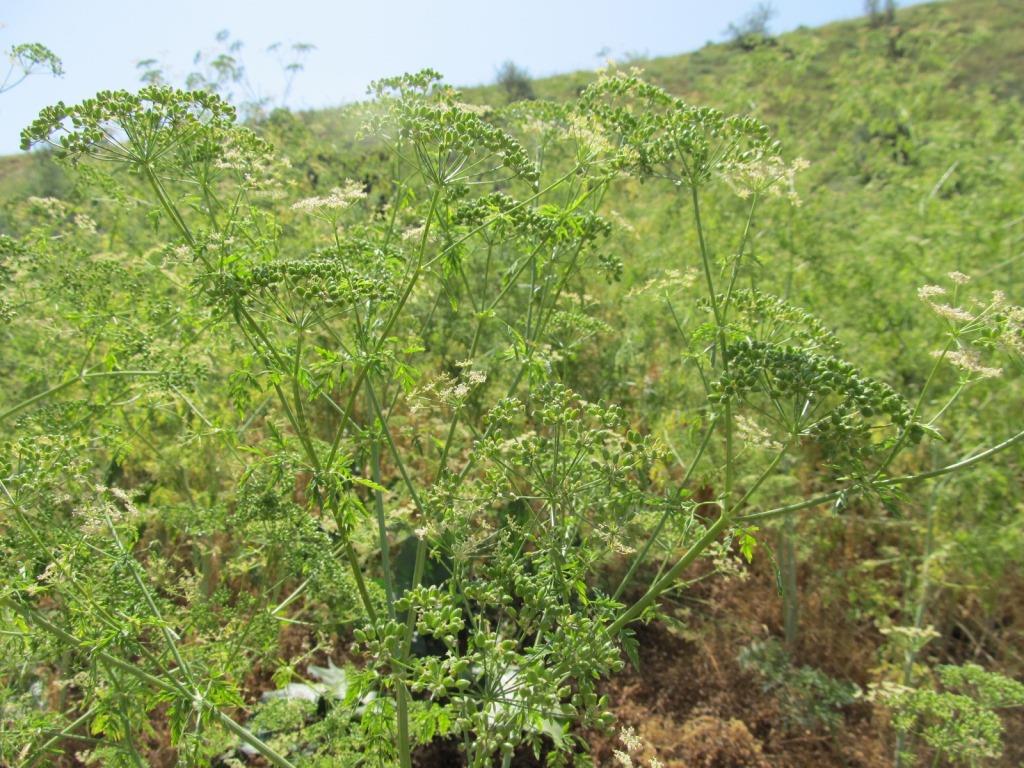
[{"left": 2, "top": 1, "right": 918, "bottom": 156}]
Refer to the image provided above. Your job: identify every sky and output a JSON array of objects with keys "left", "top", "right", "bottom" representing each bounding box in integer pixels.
[{"left": 2, "top": 0, "right": 918, "bottom": 156}]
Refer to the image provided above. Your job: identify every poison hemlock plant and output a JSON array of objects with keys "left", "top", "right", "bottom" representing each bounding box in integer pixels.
[{"left": 1, "top": 61, "right": 1021, "bottom": 767}]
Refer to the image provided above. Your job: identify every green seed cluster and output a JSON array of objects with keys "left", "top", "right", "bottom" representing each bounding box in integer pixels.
[
  {"left": 0, "top": 236, "right": 22, "bottom": 323},
  {"left": 202, "top": 242, "right": 399, "bottom": 309},
  {"left": 395, "top": 102, "right": 541, "bottom": 189},
  {"left": 716, "top": 289, "right": 840, "bottom": 352},
  {"left": 453, "top": 192, "right": 611, "bottom": 246},
  {"left": 714, "top": 339, "right": 912, "bottom": 427},
  {"left": 888, "top": 668, "right": 1018, "bottom": 764},
  {"left": 395, "top": 585, "right": 465, "bottom": 649},
  {"left": 248, "top": 258, "right": 398, "bottom": 306},
  {"left": 368, "top": 68, "right": 446, "bottom": 98},
  {"left": 9, "top": 43, "right": 64, "bottom": 78},
  {"left": 499, "top": 98, "right": 571, "bottom": 133},
  {"left": 20, "top": 86, "right": 238, "bottom": 162},
  {"left": 578, "top": 73, "right": 780, "bottom": 185},
  {"left": 353, "top": 619, "right": 405, "bottom": 672}
]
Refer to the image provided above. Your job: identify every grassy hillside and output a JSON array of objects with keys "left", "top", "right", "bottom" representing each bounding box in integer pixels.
[
  {"left": 211, "top": 0, "right": 1024, "bottom": 374},
  {"left": 2, "top": 1, "right": 1023, "bottom": 766}
]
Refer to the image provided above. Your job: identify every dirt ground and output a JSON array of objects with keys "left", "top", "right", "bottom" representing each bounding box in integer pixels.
[{"left": 414, "top": 546, "right": 1023, "bottom": 767}]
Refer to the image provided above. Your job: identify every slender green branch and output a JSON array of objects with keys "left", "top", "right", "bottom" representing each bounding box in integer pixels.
[
  {"left": 2, "top": 599, "right": 297, "bottom": 768},
  {"left": 722, "top": 193, "right": 760, "bottom": 318},
  {"left": 739, "top": 427, "right": 1024, "bottom": 523},
  {"left": 324, "top": 187, "right": 443, "bottom": 472},
  {"left": 1, "top": 371, "right": 166, "bottom": 423},
  {"left": 691, "top": 185, "right": 722, "bottom": 332},
  {"left": 25, "top": 707, "right": 97, "bottom": 768},
  {"left": 612, "top": 417, "right": 718, "bottom": 601},
  {"left": 610, "top": 508, "right": 731, "bottom": 634},
  {"left": 872, "top": 337, "right": 954, "bottom": 482},
  {"left": 370, "top": 428, "right": 397, "bottom": 613}
]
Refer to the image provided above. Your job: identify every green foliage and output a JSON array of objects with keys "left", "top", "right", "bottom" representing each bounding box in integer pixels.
[
  {"left": 578, "top": 70, "right": 779, "bottom": 185},
  {"left": 739, "top": 638, "right": 860, "bottom": 732},
  {"left": 881, "top": 663, "right": 1024, "bottom": 764}
]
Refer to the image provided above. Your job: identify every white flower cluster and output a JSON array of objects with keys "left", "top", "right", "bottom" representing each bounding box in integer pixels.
[
  {"left": 607, "top": 209, "right": 637, "bottom": 237},
  {"left": 917, "top": 284, "right": 947, "bottom": 301},
  {"left": 567, "top": 112, "right": 614, "bottom": 157},
  {"left": 401, "top": 222, "right": 427, "bottom": 242},
  {"left": 991, "top": 290, "right": 1024, "bottom": 355},
  {"left": 613, "top": 726, "right": 663, "bottom": 768},
  {"left": 725, "top": 155, "right": 810, "bottom": 206},
  {"left": 734, "top": 414, "right": 783, "bottom": 452},
  {"left": 948, "top": 270, "right": 971, "bottom": 285},
  {"left": 935, "top": 348, "right": 1002, "bottom": 379},
  {"left": 291, "top": 180, "right": 367, "bottom": 216},
  {"left": 919, "top": 271, "right": 1020, "bottom": 378},
  {"left": 409, "top": 367, "right": 487, "bottom": 412},
  {"left": 450, "top": 100, "right": 493, "bottom": 116},
  {"left": 626, "top": 268, "right": 697, "bottom": 298},
  {"left": 74, "top": 213, "right": 97, "bottom": 234},
  {"left": 917, "top": 282, "right": 975, "bottom": 323},
  {"left": 26, "top": 196, "right": 68, "bottom": 219},
  {"left": 880, "top": 623, "right": 941, "bottom": 653},
  {"left": 866, "top": 680, "right": 914, "bottom": 703}
]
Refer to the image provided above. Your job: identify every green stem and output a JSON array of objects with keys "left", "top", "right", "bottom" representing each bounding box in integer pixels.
[
  {"left": 25, "top": 707, "right": 96, "bottom": 768},
  {"left": 780, "top": 511, "right": 799, "bottom": 650},
  {"left": 370, "top": 431, "right": 397, "bottom": 613},
  {"left": 691, "top": 185, "right": 723, "bottom": 336},
  {"left": 396, "top": 681, "right": 413, "bottom": 768},
  {"left": 142, "top": 164, "right": 196, "bottom": 250},
  {"left": 722, "top": 193, "right": 760, "bottom": 318},
  {"left": 610, "top": 509, "right": 732, "bottom": 635},
  {"left": 612, "top": 417, "right": 718, "bottom": 601},
  {"left": 740, "top": 427, "right": 1024, "bottom": 523},
  {"left": 0, "top": 370, "right": 165, "bottom": 423},
  {"left": 612, "top": 434, "right": 793, "bottom": 633},
  {"left": 872, "top": 337, "right": 954, "bottom": 482},
  {"left": 101, "top": 509, "right": 197, "bottom": 690},
  {"left": 894, "top": 480, "right": 942, "bottom": 767},
  {"left": 342, "top": 541, "right": 378, "bottom": 626},
  {"left": 611, "top": 184, "right": 740, "bottom": 633},
  {"left": 401, "top": 538, "right": 428, "bottom": 657},
  {"left": 690, "top": 184, "right": 734, "bottom": 509},
  {"left": 324, "top": 188, "right": 443, "bottom": 472}
]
